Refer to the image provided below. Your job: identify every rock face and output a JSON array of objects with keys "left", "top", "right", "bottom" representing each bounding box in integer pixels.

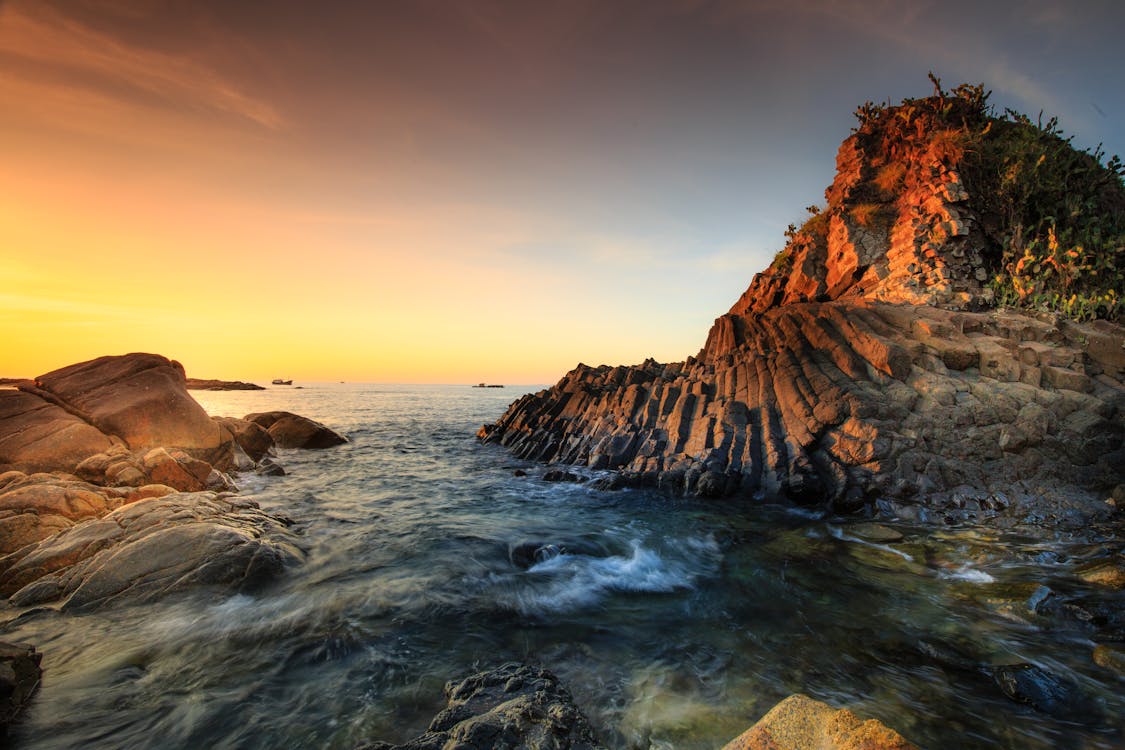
[
  {"left": 0, "top": 641, "right": 41, "bottom": 734},
  {"left": 481, "top": 93, "right": 1125, "bottom": 520},
  {"left": 244, "top": 411, "right": 348, "bottom": 449},
  {"left": 359, "top": 663, "right": 605, "bottom": 750},
  {"left": 722, "top": 694, "right": 917, "bottom": 750},
  {"left": 0, "top": 492, "right": 302, "bottom": 610}
]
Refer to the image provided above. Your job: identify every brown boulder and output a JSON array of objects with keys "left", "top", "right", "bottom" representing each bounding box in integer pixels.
[
  {"left": 722, "top": 694, "right": 917, "bottom": 750},
  {"left": 0, "top": 390, "right": 117, "bottom": 473},
  {"left": 0, "top": 472, "right": 124, "bottom": 554},
  {"left": 22, "top": 353, "right": 228, "bottom": 457},
  {"left": 214, "top": 416, "right": 275, "bottom": 463},
  {"left": 243, "top": 411, "right": 347, "bottom": 449}
]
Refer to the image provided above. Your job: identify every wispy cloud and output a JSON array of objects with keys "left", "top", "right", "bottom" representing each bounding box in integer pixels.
[{"left": 0, "top": 1, "right": 283, "bottom": 130}]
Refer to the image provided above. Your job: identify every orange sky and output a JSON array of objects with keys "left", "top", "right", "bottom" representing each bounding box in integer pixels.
[{"left": 3, "top": 1, "right": 1122, "bottom": 383}]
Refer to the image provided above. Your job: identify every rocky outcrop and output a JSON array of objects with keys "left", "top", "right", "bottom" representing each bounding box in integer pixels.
[
  {"left": 0, "top": 470, "right": 176, "bottom": 554},
  {"left": 185, "top": 378, "right": 265, "bottom": 391},
  {"left": 244, "top": 411, "right": 348, "bottom": 449},
  {"left": 481, "top": 91, "right": 1125, "bottom": 521},
  {"left": 722, "top": 694, "right": 917, "bottom": 750},
  {"left": 0, "top": 641, "right": 40, "bottom": 734},
  {"left": 0, "top": 492, "right": 301, "bottom": 610},
  {"left": 358, "top": 663, "right": 605, "bottom": 750},
  {"left": 483, "top": 302, "right": 1124, "bottom": 519}
]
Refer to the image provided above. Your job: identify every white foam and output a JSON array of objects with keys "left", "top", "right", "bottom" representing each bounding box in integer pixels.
[
  {"left": 938, "top": 565, "right": 995, "bottom": 583},
  {"left": 509, "top": 537, "right": 715, "bottom": 615}
]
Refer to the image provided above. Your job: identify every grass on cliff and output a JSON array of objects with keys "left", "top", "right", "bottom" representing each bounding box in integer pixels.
[{"left": 852, "top": 75, "right": 1125, "bottom": 321}]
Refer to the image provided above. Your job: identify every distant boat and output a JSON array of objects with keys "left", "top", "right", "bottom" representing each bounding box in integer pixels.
[
  {"left": 473, "top": 383, "right": 504, "bottom": 388},
  {"left": 272, "top": 379, "right": 293, "bottom": 385}
]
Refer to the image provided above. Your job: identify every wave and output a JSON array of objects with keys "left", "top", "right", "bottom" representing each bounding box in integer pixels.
[{"left": 502, "top": 536, "right": 719, "bottom": 616}]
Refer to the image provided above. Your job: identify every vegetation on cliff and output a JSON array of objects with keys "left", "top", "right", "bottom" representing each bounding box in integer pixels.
[{"left": 774, "top": 75, "right": 1125, "bottom": 321}]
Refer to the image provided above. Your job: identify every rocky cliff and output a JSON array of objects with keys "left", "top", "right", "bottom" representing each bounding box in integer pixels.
[{"left": 481, "top": 85, "right": 1125, "bottom": 522}]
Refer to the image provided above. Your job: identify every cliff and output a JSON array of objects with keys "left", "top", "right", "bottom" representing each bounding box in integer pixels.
[{"left": 481, "top": 83, "right": 1125, "bottom": 522}]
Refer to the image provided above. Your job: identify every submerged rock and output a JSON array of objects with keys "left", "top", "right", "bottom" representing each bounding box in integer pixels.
[
  {"left": 990, "top": 663, "right": 1098, "bottom": 721},
  {"left": 358, "top": 663, "right": 605, "bottom": 750},
  {"left": 0, "top": 641, "right": 41, "bottom": 734},
  {"left": 0, "top": 492, "right": 302, "bottom": 610},
  {"left": 722, "top": 694, "right": 917, "bottom": 750},
  {"left": 244, "top": 411, "right": 348, "bottom": 449}
]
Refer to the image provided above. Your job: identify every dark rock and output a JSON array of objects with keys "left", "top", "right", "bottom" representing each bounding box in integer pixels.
[
  {"left": 357, "top": 663, "right": 605, "bottom": 750},
  {"left": 185, "top": 378, "right": 265, "bottom": 391},
  {"left": 509, "top": 542, "right": 564, "bottom": 569},
  {"left": 256, "top": 457, "right": 287, "bottom": 477},
  {"left": 243, "top": 411, "right": 347, "bottom": 449},
  {"left": 991, "top": 663, "right": 1098, "bottom": 721},
  {"left": 513, "top": 469, "right": 527, "bottom": 477},
  {"left": 542, "top": 470, "right": 583, "bottom": 483},
  {"left": 214, "top": 417, "right": 275, "bottom": 463},
  {"left": 0, "top": 641, "right": 41, "bottom": 733}
]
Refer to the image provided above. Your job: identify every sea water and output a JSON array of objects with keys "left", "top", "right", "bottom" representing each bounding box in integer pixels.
[{"left": 2, "top": 383, "right": 1122, "bottom": 749}]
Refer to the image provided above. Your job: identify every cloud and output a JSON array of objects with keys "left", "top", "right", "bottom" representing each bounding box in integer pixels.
[{"left": 0, "top": 1, "right": 283, "bottom": 130}]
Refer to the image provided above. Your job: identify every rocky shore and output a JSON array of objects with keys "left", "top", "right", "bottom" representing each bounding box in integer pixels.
[
  {"left": 0, "top": 353, "right": 348, "bottom": 731},
  {"left": 481, "top": 90, "right": 1125, "bottom": 527}
]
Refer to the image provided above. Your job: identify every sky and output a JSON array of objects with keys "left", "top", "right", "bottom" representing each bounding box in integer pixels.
[{"left": 2, "top": 0, "right": 1123, "bottom": 384}]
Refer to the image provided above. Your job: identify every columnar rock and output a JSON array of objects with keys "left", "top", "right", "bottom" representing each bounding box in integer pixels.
[{"left": 480, "top": 90, "right": 1125, "bottom": 520}]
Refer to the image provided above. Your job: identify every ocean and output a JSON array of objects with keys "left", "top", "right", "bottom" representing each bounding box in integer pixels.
[{"left": 2, "top": 383, "right": 1121, "bottom": 749}]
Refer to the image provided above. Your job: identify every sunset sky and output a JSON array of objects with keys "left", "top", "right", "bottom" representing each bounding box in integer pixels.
[{"left": 2, "top": 0, "right": 1123, "bottom": 384}]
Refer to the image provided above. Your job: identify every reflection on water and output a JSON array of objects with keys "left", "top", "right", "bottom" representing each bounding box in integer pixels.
[{"left": 2, "top": 384, "right": 1122, "bottom": 749}]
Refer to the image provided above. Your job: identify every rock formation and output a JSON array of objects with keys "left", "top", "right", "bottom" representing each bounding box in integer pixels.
[
  {"left": 358, "top": 663, "right": 606, "bottom": 750},
  {"left": 0, "top": 492, "right": 301, "bottom": 611},
  {"left": 0, "top": 641, "right": 40, "bottom": 735},
  {"left": 481, "top": 88, "right": 1125, "bottom": 522},
  {"left": 0, "top": 354, "right": 346, "bottom": 608},
  {"left": 185, "top": 378, "right": 265, "bottom": 391},
  {"left": 721, "top": 694, "right": 917, "bottom": 750},
  {"left": 244, "top": 411, "right": 348, "bottom": 449}
]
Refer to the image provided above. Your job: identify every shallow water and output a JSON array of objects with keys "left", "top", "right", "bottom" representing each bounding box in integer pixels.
[{"left": 3, "top": 384, "right": 1122, "bottom": 749}]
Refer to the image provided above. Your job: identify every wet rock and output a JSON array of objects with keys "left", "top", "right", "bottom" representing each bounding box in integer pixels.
[
  {"left": 990, "top": 663, "right": 1097, "bottom": 720},
  {"left": 543, "top": 470, "right": 584, "bottom": 483},
  {"left": 243, "top": 411, "right": 347, "bottom": 449},
  {"left": 513, "top": 469, "right": 527, "bottom": 477},
  {"left": 0, "top": 492, "right": 302, "bottom": 610},
  {"left": 0, "top": 641, "right": 41, "bottom": 733},
  {"left": 357, "top": 663, "right": 605, "bottom": 750},
  {"left": 1076, "top": 557, "right": 1125, "bottom": 588},
  {"left": 848, "top": 523, "right": 905, "bottom": 543},
  {"left": 1092, "top": 644, "right": 1125, "bottom": 679},
  {"left": 721, "top": 693, "right": 917, "bottom": 750},
  {"left": 256, "top": 457, "right": 287, "bottom": 477},
  {"left": 214, "top": 417, "right": 275, "bottom": 463},
  {"left": 509, "top": 542, "right": 564, "bottom": 569}
]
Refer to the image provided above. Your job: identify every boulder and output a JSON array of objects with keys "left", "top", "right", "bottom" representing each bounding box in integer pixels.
[
  {"left": 721, "top": 694, "right": 917, "bottom": 750},
  {"left": 243, "top": 411, "right": 347, "bottom": 449},
  {"left": 0, "top": 641, "right": 41, "bottom": 733},
  {"left": 0, "top": 390, "right": 117, "bottom": 473},
  {"left": 0, "top": 492, "right": 302, "bottom": 610},
  {"left": 214, "top": 417, "right": 275, "bottom": 463},
  {"left": 358, "top": 663, "right": 605, "bottom": 750},
  {"left": 24, "top": 353, "right": 228, "bottom": 457},
  {"left": 0, "top": 471, "right": 170, "bottom": 554}
]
